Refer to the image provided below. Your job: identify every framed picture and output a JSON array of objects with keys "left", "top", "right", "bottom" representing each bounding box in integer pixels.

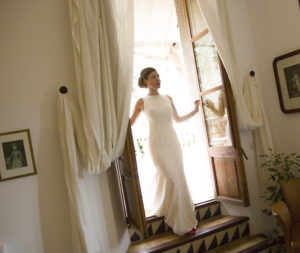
[
  {"left": 0, "top": 129, "right": 37, "bottom": 181},
  {"left": 273, "top": 49, "right": 300, "bottom": 113}
]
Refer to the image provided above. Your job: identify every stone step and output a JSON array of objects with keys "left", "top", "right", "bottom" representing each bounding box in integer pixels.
[
  {"left": 127, "top": 215, "right": 250, "bottom": 253},
  {"left": 210, "top": 234, "right": 283, "bottom": 253},
  {"left": 129, "top": 200, "right": 221, "bottom": 243}
]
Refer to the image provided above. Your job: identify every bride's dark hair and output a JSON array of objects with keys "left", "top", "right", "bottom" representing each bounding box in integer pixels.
[{"left": 138, "top": 67, "right": 156, "bottom": 88}]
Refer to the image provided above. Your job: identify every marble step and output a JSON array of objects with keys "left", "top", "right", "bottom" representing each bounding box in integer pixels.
[
  {"left": 130, "top": 200, "right": 221, "bottom": 243},
  {"left": 127, "top": 215, "right": 250, "bottom": 253}
]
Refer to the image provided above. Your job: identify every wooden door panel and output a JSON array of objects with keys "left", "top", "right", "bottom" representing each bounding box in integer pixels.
[
  {"left": 213, "top": 157, "right": 240, "bottom": 198},
  {"left": 116, "top": 122, "right": 147, "bottom": 238}
]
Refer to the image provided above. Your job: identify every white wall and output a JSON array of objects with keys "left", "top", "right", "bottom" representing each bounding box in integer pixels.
[
  {"left": 0, "top": 0, "right": 129, "bottom": 252},
  {"left": 246, "top": 0, "right": 300, "bottom": 154},
  {"left": 0, "top": 0, "right": 74, "bottom": 252},
  {"left": 221, "top": 0, "right": 300, "bottom": 234}
]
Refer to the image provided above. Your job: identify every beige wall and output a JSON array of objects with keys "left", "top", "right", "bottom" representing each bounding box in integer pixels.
[
  {"left": 0, "top": 0, "right": 129, "bottom": 252},
  {"left": 246, "top": 0, "right": 300, "bottom": 153},
  {"left": 0, "top": 0, "right": 74, "bottom": 252},
  {"left": 222, "top": 0, "right": 300, "bottom": 233}
]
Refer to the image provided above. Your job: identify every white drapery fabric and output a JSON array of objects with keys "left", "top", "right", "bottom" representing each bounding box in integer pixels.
[
  {"left": 57, "top": 0, "right": 134, "bottom": 252},
  {"left": 196, "top": 0, "right": 274, "bottom": 153},
  {"left": 68, "top": 0, "right": 134, "bottom": 174},
  {"left": 58, "top": 94, "right": 111, "bottom": 253}
]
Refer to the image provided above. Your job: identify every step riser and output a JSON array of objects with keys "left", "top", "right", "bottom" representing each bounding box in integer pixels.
[
  {"left": 129, "top": 202, "right": 221, "bottom": 243},
  {"left": 162, "top": 221, "right": 250, "bottom": 253},
  {"left": 257, "top": 245, "right": 282, "bottom": 253}
]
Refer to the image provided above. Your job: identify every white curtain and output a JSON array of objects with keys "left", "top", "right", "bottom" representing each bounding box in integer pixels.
[
  {"left": 57, "top": 0, "right": 134, "bottom": 252},
  {"left": 68, "top": 0, "right": 134, "bottom": 174},
  {"left": 196, "top": 0, "right": 274, "bottom": 186},
  {"left": 196, "top": 0, "right": 273, "bottom": 149},
  {"left": 58, "top": 94, "right": 111, "bottom": 253}
]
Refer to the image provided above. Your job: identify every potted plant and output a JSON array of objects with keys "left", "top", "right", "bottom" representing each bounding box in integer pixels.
[{"left": 261, "top": 149, "right": 300, "bottom": 238}]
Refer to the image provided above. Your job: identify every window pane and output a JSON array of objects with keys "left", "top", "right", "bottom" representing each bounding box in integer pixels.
[
  {"left": 185, "top": 0, "right": 206, "bottom": 37},
  {"left": 202, "top": 91, "right": 232, "bottom": 147},
  {"left": 193, "top": 33, "right": 222, "bottom": 91}
]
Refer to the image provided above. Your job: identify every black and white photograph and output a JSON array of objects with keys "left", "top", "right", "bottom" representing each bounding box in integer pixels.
[
  {"left": 0, "top": 129, "right": 36, "bottom": 181},
  {"left": 2, "top": 140, "right": 27, "bottom": 170},
  {"left": 284, "top": 64, "right": 300, "bottom": 98},
  {"left": 273, "top": 49, "right": 300, "bottom": 113}
]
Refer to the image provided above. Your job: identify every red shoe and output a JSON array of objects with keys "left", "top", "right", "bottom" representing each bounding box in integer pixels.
[{"left": 185, "top": 227, "right": 196, "bottom": 236}]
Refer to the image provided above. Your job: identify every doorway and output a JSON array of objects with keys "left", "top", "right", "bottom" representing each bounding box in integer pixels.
[{"left": 130, "top": 0, "right": 215, "bottom": 217}]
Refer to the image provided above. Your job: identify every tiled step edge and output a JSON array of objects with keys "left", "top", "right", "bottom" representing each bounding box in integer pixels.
[
  {"left": 130, "top": 200, "right": 220, "bottom": 242},
  {"left": 140, "top": 216, "right": 249, "bottom": 253},
  {"left": 238, "top": 234, "right": 285, "bottom": 253}
]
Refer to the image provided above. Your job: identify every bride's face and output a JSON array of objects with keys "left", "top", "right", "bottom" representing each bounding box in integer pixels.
[{"left": 145, "top": 71, "right": 161, "bottom": 90}]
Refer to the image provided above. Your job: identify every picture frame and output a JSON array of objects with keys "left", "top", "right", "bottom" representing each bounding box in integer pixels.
[
  {"left": 273, "top": 49, "right": 300, "bottom": 113},
  {"left": 0, "top": 129, "right": 37, "bottom": 181}
]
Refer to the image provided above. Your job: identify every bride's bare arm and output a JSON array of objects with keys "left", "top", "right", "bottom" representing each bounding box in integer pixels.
[
  {"left": 130, "top": 98, "right": 144, "bottom": 125},
  {"left": 168, "top": 96, "right": 200, "bottom": 123}
]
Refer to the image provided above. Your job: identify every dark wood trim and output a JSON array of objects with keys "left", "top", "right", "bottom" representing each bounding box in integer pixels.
[
  {"left": 139, "top": 216, "right": 249, "bottom": 253},
  {"left": 194, "top": 199, "right": 219, "bottom": 209},
  {"left": 120, "top": 123, "right": 148, "bottom": 238},
  {"left": 219, "top": 61, "right": 250, "bottom": 207}
]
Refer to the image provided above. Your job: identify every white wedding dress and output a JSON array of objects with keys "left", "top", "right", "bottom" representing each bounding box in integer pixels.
[{"left": 143, "top": 94, "right": 197, "bottom": 235}]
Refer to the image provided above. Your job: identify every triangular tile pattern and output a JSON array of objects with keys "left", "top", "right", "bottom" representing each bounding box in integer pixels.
[
  {"left": 218, "top": 231, "right": 229, "bottom": 246},
  {"left": 213, "top": 205, "right": 221, "bottom": 217},
  {"left": 159, "top": 221, "right": 248, "bottom": 253},
  {"left": 148, "top": 224, "right": 153, "bottom": 236},
  {"left": 130, "top": 202, "right": 221, "bottom": 242},
  {"left": 155, "top": 220, "right": 166, "bottom": 235},
  {"left": 197, "top": 240, "right": 206, "bottom": 253},
  {"left": 190, "top": 238, "right": 203, "bottom": 252},
  {"left": 207, "top": 236, "right": 218, "bottom": 251},
  {"left": 202, "top": 208, "right": 211, "bottom": 220},
  {"left": 130, "top": 232, "right": 140, "bottom": 242},
  {"left": 178, "top": 243, "right": 192, "bottom": 253},
  {"left": 241, "top": 223, "right": 250, "bottom": 237},
  {"left": 231, "top": 227, "right": 240, "bottom": 242},
  {"left": 187, "top": 244, "right": 194, "bottom": 253},
  {"left": 196, "top": 210, "right": 201, "bottom": 222}
]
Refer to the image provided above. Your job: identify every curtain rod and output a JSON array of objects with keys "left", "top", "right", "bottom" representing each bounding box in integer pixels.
[{"left": 59, "top": 86, "right": 68, "bottom": 94}]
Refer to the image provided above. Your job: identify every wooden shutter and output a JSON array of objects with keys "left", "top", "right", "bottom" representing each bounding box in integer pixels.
[
  {"left": 115, "top": 122, "right": 148, "bottom": 238},
  {"left": 174, "top": 0, "right": 249, "bottom": 206}
]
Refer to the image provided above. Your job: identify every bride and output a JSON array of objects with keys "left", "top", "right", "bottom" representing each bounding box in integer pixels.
[{"left": 130, "top": 67, "right": 200, "bottom": 235}]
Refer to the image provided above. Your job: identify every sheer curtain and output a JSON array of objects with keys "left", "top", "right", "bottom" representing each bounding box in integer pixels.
[
  {"left": 57, "top": 0, "right": 134, "bottom": 252},
  {"left": 196, "top": 0, "right": 274, "bottom": 185}
]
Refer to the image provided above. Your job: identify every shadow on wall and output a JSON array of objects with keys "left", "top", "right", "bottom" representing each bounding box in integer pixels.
[
  {"left": 37, "top": 90, "right": 73, "bottom": 253},
  {"left": 100, "top": 166, "right": 130, "bottom": 252}
]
